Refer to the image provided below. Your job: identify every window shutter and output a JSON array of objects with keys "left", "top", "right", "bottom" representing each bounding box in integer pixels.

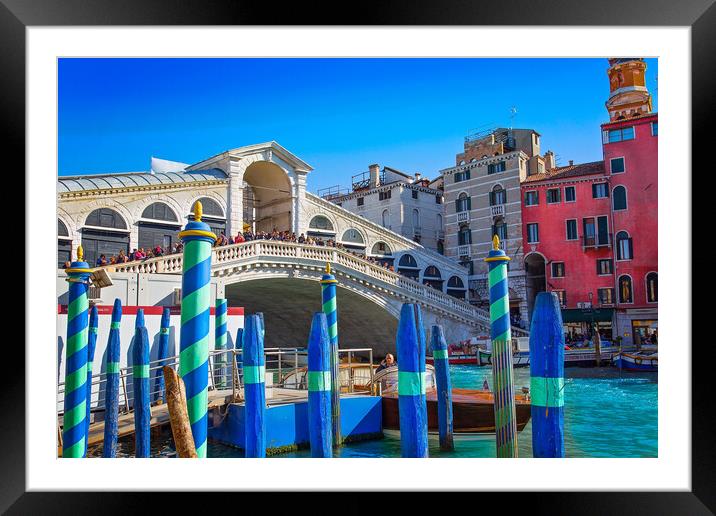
[
  {"left": 455, "top": 199, "right": 460, "bottom": 212},
  {"left": 629, "top": 238, "right": 634, "bottom": 259},
  {"left": 467, "top": 197, "right": 472, "bottom": 210}
]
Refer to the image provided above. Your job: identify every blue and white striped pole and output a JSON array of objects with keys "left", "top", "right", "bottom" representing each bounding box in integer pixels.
[
  {"left": 242, "top": 314, "right": 266, "bottom": 457},
  {"left": 62, "top": 245, "right": 91, "bottom": 458},
  {"left": 307, "top": 312, "right": 332, "bottom": 457},
  {"left": 215, "top": 299, "right": 228, "bottom": 388},
  {"left": 103, "top": 299, "right": 122, "bottom": 457},
  {"left": 397, "top": 303, "right": 428, "bottom": 458},
  {"left": 431, "top": 325, "right": 454, "bottom": 451},
  {"left": 133, "top": 309, "right": 151, "bottom": 458},
  {"left": 529, "top": 292, "right": 566, "bottom": 458},
  {"left": 154, "top": 307, "right": 171, "bottom": 403},
  {"left": 84, "top": 305, "right": 99, "bottom": 456}
]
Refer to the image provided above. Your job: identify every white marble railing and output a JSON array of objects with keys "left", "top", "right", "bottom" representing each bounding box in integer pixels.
[{"left": 105, "top": 240, "right": 529, "bottom": 336}]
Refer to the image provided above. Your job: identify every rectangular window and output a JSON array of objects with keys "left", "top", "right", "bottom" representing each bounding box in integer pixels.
[
  {"left": 617, "top": 236, "right": 634, "bottom": 260},
  {"left": 527, "top": 223, "right": 539, "bottom": 243},
  {"left": 610, "top": 157, "right": 625, "bottom": 174},
  {"left": 592, "top": 183, "right": 609, "bottom": 199},
  {"left": 598, "top": 287, "right": 615, "bottom": 305},
  {"left": 566, "top": 219, "right": 578, "bottom": 240},
  {"left": 454, "top": 170, "right": 471, "bottom": 182},
  {"left": 554, "top": 290, "right": 567, "bottom": 307},
  {"left": 379, "top": 190, "right": 391, "bottom": 201},
  {"left": 547, "top": 188, "right": 561, "bottom": 204},
  {"left": 651, "top": 122, "right": 658, "bottom": 136},
  {"left": 551, "top": 262, "right": 565, "bottom": 278},
  {"left": 565, "top": 186, "right": 576, "bottom": 202},
  {"left": 608, "top": 126, "right": 635, "bottom": 143},
  {"left": 583, "top": 217, "right": 596, "bottom": 246},
  {"left": 412, "top": 190, "right": 419, "bottom": 199},
  {"left": 357, "top": 197, "right": 364, "bottom": 206},
  {"left": 458, "top": 228, "right": 472, "bottom": 246},
  {"left": 524, "top": 190, "right": 539, "bottom": 206},
  {"left": 435, "top": 194, "right": 442, "bottom": 204},
  {"left": 597, "top": 259, "right": 613, "bottom": 275},
  {"left": 487, "top": 162, "right": 506, "bottom": 175}
]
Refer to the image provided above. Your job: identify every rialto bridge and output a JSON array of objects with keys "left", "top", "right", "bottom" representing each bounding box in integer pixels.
[{"left": 57, "top": 141, "right": 527, "bottom": 355}]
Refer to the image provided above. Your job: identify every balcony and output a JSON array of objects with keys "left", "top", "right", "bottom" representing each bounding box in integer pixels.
[
  {"left": 583, "top": 233, "right": 612, "bottom": 249},
  {"left": 457, "top": 211, "right": 470, "bottom": 223},
  {"left": 458, "top": 245, "right": 471, "bottom": 258},
  {"left": 490, "top": 204, "right": 505, "bottom": 218}
]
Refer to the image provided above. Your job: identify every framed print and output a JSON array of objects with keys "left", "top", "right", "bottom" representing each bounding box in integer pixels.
[{"left": 2, "top": 0, "right": 709, "bottom": 511}]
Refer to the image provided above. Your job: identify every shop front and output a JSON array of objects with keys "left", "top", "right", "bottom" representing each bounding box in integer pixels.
[{"left": 561, "top": 308, "right": 614, "bottom": 347}]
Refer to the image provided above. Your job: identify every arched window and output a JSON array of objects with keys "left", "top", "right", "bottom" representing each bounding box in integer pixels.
[
  {"left": 618, "top": 275, "right": 633, "bottom": 303},
  {"left": 371, "top": 241, "right": 392, "bottom": 256},
  {"left": 412, "top": 209, "right": 421, "bottom": 230},
  {"left": 458, "top": 227, "right": 472, "bottom": 246},
  {"left": 397, "top": 253, "right": 419, "bottom": 280},
  {"left": 85, "top": 208, "right": 127, "bottom": 230},
  {"left": 446, "top": 275, "right": 466, "bottom": 299},
  {"left": 490, "top": 185, "right": 506, "bottom": 206},
  {"left": 492, "top": 217, "right": 507, "bottom": 242},
  {"left": 646, "top": 272, "right": 658, "bottom": 303},
  {"left": 141, "top": 202, "right": 178, "bottom": 222},
  {"left": 456, "top": 192, "right": 471, "bottom": 212},
  {"left": 381, "top": 209, "right": 389, "bottom": 228},
  {"left": 309, "top": 215, "right": 334, "bottom": 231},
  {"left": 613, "top": 186, "right": 627, "bottom": 211},
  {"left": 423, "top": 265, "right": 443, "bottom": 291},
  {"left": 58, "top": 219, "right": 72, "bottom": 268},
  {"left": 424, "top": 266, "right": 441, "bottom": 278},
  {"left": 192, "top": 197, "right": 224, "bottom": 218},
  {"left": 82, "top": 208, "right": 130, "bottom": 266},
  {"left": 616, "top": 231, "right": 633, "bottom": 260},
  {"left": 341, "top": 229, "right": 364, "bottom": 245},
  {"left": 138, "top": 203, "right": 181, "bottom": 251},
  {"left": 448, "top": 276, "right": 464, "bottom": 288}
]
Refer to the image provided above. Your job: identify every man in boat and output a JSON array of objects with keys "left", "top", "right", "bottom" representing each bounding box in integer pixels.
[
  {"left": 376, "top": 353, "right": 396, "bottom": 373},
  {"left": 482, "top": 379, "right": 490, "bottom": 391}
]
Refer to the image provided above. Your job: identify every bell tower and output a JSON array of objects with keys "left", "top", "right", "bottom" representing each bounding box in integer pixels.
[{"left": 605, "top": 58, "right": 653, "bottom": 121}]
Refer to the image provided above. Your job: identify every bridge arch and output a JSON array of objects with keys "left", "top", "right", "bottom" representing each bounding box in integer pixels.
[{"left": 242, "top": 160, "right": 293, "bottom": 234}]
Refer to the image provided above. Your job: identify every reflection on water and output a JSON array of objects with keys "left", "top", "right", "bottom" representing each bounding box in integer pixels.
[{"left": 90, "top": 365, "right": 657, "bottom": 458}]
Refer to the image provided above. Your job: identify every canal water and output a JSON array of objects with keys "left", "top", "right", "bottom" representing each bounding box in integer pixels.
[{"left": 91, "top": 365, "right": 657, "bottom": 458}]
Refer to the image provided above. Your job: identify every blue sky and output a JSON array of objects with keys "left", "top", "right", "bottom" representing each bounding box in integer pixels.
[{"left": 59, "top": 58, "right": 658, "bottom": 192}]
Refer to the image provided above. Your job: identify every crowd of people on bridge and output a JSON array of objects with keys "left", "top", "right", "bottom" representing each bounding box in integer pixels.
[{"left": 67, "top": 227, "right": 396, "bottom": 273}]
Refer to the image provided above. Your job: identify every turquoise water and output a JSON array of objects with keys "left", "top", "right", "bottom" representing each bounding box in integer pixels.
[
  {"left": 215, "top": 365, "right": 658, "bottom": 458},
  {"left": 94, "top": 365, "right": 657, "bottom": 458}
]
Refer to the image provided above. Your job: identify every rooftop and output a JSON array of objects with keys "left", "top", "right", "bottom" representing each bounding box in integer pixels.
[
  {"left": 521, "top": 160, "right": 606, "bottom": 184},
  {"left": 57, "top": 168, "right": 227, "bottom": 193}
]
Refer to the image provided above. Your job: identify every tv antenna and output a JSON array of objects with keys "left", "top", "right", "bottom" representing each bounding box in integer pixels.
[{"left": 509, "top": 106, "right": 518, "bottom": 129}]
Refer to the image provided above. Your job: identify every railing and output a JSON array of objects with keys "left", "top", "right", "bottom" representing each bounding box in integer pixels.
[
  {"left": 57, "top": 347, "right": 377, "bottom": 419},
  {"left": 101, "top": 240, "right": 528, "bottom": 336},
  {"left": 490, "top": 204, "right": 505, "bottom": 217},
  {"left": 457, "top": 211, "right": 470, "bottom": 223},
  {"left": 583, "top": 233, "right": 612, "bottom": 249},
  {"left": 458, "top": 245, "right": 471, "bottom": 258}
]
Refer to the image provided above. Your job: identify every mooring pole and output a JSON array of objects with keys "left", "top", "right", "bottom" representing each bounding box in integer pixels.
[
  {"left": 320, "top": 262, "right": 342, "bottom": 447},
  {"left": 103, "top": 299, "right": 122, "bottom": 457},
  {"left": 215, "top": 299, "right": 228, "bottom": 388},
  {"left": 484, "top": 234, "right": 518, "bottom": 458},
  {"left": 154, "top": 307, "right": 171, "bottom": 403},
  {"left": 133, "top": 309, "right": 151, "bottom": 458},
  {"left": 397, "top": 303, "right": 429, "bottom": 458},
  {"left": 431, "top": 325, "right": 454, "bottom": 451},
  {"left": 243, "top": 314, "right": 266, "bottom": 457},
  {"left": 62, "top": 245, "right": 91, "bottom": 458},
  {"left": 307, "top": 312, "right": 333, "bottom": 457},
  {"left": 529, "top": 292, "right": 566, "bottom": 458},
  {"left": 178, "top": 200, "right": 216, "bottom": 458},
  {"left": 84, "top": 305, "right": 99, "bottom": 456}
]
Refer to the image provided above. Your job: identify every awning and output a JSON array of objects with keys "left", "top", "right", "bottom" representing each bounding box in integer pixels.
[{"left": 561, "top": 308, "right": 614, "bottom": 323}]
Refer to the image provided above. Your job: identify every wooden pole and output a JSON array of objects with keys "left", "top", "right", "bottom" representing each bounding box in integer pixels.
[
  {"left": 163, "top": 366, "right": 198, "bottom": 458},
  {"left": 431, "top": 325, "right": 454, "bottom": 451},
  {"left": 307, "top": 312, "right": 332, "bottom": 457}
]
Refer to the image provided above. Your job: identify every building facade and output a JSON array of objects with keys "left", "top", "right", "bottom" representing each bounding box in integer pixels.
[
  {"left": 518, "top": 58, "right": 657, "bottom": 347},
  {"left": 441, "top": 127, "right": 543, "bottom": 325}
]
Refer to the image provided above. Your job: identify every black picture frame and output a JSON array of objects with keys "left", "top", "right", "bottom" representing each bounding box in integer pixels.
[{"left": 3, "top": 0, "right": 706, "bottom": 511}]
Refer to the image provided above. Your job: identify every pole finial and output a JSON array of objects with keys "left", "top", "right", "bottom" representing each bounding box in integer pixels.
[
  {"left": 194, "top": 200, "right": 203, "bottom": 222},
  {"left": 492, "top": 234, "right": 500, "bottom": 251},
  {"left": 77, "top": 245, "right": 84, "bottom": 261},
  {"left": 325, "top": 262, "right": 331, "bottom": 274}
]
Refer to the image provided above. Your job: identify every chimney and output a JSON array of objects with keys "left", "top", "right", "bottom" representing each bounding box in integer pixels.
[
  {"left": 544, "top": 151, "right": 555, "bottom": 171},
  {"left": 414, "top": 172, "right": 422, "bottom": 182},
  {"left": 569, "top": 160, "right": 574, "bottom": 166},
  {"left": 369, "top": 163, "right": 381, "bottom": 188}
]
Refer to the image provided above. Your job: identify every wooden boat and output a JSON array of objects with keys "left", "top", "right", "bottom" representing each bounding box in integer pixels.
[
  {"left": 373, "top": 365, "right": 532, "bottom": 440},
  {"left": 613, "top": 351, "right": 658, "bottom": 372},
  {"left": 478, "top": 347, "right": 621, "bottom": 368},
  {"left": 425, "top": 353, "right": 478, "bottom": 365}
]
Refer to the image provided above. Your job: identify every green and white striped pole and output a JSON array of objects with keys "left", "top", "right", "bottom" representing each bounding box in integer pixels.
[
  {"left": 320, "top": 262, "right": 341, "bottom": 447},
  {"left": 178, "top": 200, "right": 217, "bottom": 458},
  {"left": 484, "top": 234, "right": 518, "bottom": 458},
  {"left": 215, "top": 299, "right": 228, "bottom": 388},
  {"left": 62, "top": 245, "right": 92, "bottom": 458}
]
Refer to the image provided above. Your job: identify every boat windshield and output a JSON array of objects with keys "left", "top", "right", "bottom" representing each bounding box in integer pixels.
[{"left": 371, "top": 365, "right": 436, "bottom": 394}]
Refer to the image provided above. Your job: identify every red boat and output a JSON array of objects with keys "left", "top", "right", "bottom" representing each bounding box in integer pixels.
[{"left": 425, "top": 353, "right": 478, "bottom": 365}]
